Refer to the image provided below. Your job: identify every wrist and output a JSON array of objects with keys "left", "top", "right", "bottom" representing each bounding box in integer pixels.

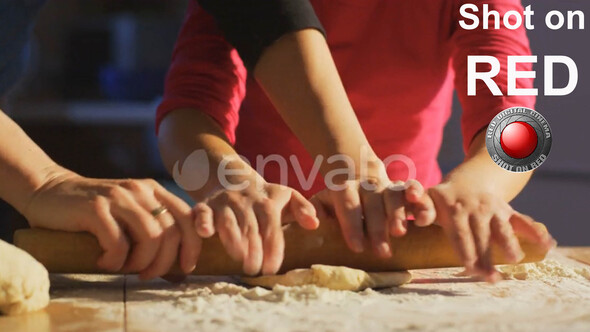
[
  {"left": 20, "top": 164, "right": 78, "bottom": 216},
  {"left": 320, "top": 145, "right": 383, "bottom": 173},
  {"left": 193, "top": 158, "right": 267, "bottom": 201}
]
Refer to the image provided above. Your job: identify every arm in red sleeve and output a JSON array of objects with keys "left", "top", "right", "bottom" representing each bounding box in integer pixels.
[
  {"left": 452, "top": 0, "right": 536, "bottom": 153},
  {"left": 156, "top": 1, "right": 247, "bottom": 144}
]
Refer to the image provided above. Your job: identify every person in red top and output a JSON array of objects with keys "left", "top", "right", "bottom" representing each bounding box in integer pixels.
[{"left": 157, "top": 0, "right": 555, "bottom": 281}]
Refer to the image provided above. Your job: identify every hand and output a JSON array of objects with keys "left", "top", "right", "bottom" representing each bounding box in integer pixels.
[
  {"left": 24, "top": 166, "right": 200, "bottom": 280},
  {"left": 192, "top": 178, "right": 319, "bottom": 276},
  {"left": 428, "top": 181, "right": 556, "bottom": 282},
  {"left": 311, "top": 171, "right": 436, "bottom": 258}
]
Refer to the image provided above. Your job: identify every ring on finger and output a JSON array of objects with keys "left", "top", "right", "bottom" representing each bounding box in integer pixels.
[{"left": 150, "top": 205, "right": 169, "bottom": 218}]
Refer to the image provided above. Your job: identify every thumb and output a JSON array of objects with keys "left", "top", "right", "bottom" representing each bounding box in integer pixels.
[
  {"left": 404, "top": 180, "right": 436, "bottom": 227},
  {"left": 286, "top": 190, "right": 320, "bottom": 230}
]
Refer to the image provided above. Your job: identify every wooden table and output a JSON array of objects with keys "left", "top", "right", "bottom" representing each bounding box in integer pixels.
[{"left": 1, "top": 247, "right": 589, "bottom": 332}]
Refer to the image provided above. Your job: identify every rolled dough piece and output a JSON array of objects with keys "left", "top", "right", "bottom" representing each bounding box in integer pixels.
[
  {"left": 0, "top": 239, "right": 50, "bottom": 315},
  {"left": 242, "top": 265, "right": 411, "bottom": 291}
]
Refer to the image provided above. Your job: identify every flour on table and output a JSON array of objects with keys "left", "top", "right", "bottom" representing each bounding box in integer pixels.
[
  {"left": 500, "top": 259, "right": 590, "bottom": 281},
  {"left": 0, "top": 240, "right": 50, "bottom": 315},
  {"left": 124, "top": 251, "right": 590, "bottom": 332}
]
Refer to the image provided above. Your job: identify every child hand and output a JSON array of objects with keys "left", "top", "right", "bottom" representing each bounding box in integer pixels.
[
  {"left": 192, "top": 180, "right": 319, "bottom": 276},
  {"left": 310, "top": 178, "right": 436, "bottom": 258},
  {"left": 428, "top": 181, "right": 556, "bottom": 282}
]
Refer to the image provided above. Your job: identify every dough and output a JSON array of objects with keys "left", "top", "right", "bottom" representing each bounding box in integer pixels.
[
  {"left": 242, "top": 264, "right": 411, "bottom": 291},
  {"left": 0, "top": 239, "right": 50, "bottom": 315}
]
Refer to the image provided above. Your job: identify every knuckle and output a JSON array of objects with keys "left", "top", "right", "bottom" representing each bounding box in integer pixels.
[
  {"left": 242, "top": 220, "right": 258, "bottom": 237},
  {"left": 141, "top": 178, "right": 159, "bottom": 188},
  {"left": 142, "top": 220, "right": 163, "bottom": 240},
  {"left": 92, "top": 196, "right": 109, "bottom": 213},
  {"left": 194, "top": 202, "right": 211, "bottom": 215},
  {"left": 122, "top": 179, "right": 143, "bottom": 191},
  {"left": 218, "top": 210, "right": 235, "bottom": 227},
  {"left": 107, "top": 185, "right": 127, "bottom": 198},
  {"left": 255, "top": 198, "right": 275, "bottom": 215},
  {"left": 476, "top": 201, "right": 492, "bottom": 215},
  {"left": 449, "top": 201, "right": 464, "bottom": 216},
  {"left": 341, "top": 196, "right": 359, "bottom": 211},
  {"left": 113, "top": 239, "right": 130, "bottom": 256},
  {"left": 228, "top": 195, "right": 249, "bottom": 211},
  {"left": 214, "top": 192, "right": 231, "bottom": 205}
]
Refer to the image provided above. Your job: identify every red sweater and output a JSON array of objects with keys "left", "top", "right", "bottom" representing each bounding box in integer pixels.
[{"left": 157, "top": 0, "right": 535, "bottom": 196}]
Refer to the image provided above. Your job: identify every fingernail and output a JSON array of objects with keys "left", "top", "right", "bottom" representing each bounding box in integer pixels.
[
  {"left": 487, "top": 272, "right": 501, "bottom": 284},
  {"left": 515, "top": 250, "right": 525, "bottom": 262},
  {"left": 377, "top": 242, "right": 391, "bottom": 257},
  {"left": 186, "top": 264, "right": 196, "bottom": 273}
]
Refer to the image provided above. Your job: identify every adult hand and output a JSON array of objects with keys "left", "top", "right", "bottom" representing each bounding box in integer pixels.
[{"left": 24, "top": 166, "right": 200, "bottom": 280}]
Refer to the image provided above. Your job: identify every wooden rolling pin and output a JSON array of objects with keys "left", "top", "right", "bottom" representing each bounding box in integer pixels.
[{"left": 13, "top": 219, "right": 550, "bottom": 275}]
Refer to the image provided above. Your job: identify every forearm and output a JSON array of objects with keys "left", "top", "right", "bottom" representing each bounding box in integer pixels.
[
  {"left": 443, "top": 130, "right": 532, "bottom": 202},
  {"left": 254, "top": 29, "right": 382, "bottom": 176},
  {"left": 0, "top": 110, "right": 63, "bottom": 213},
  {"left": 157, "top": 109, "right": 261, "bottom": 202}
]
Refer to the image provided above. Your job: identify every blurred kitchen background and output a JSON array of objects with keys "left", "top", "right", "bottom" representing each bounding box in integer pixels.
[{"left": 1, "top": 0, "right": 588, "bottom": 245}]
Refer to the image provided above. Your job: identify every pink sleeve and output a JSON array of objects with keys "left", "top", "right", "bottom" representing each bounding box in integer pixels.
[
  {"left": 452, "top": 0, "right": 536, "bottom": 153},
  {"left": 156, "top": 1, "right": 247, "bottom": 144}
]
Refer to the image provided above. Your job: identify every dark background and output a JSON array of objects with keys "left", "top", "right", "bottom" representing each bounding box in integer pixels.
[{"left": 1, "top": 0, "right": 588, "bottom": 245}]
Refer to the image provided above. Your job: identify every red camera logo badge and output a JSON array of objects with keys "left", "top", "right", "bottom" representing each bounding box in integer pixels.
[{"left": 486, "top": 107, "right": 552, "bottom": 173}]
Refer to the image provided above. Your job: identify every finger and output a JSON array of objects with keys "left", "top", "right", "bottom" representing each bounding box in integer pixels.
[
  {"left": 228, "top": 200, "right": 263, "bottom": 276},
  {"left": 468, "top": 215, "right": 498, "bottom": 281},
  {"left": 402, "top": 180, "right": 436, "bottom": 227},
  {"left": 442, "top": 208, "right": 477, "bottom": 273},
  {"left": 255, "top": 200, "right": 285, "bottom": 275},
  {"left": 331, "top": 185, "right": 364, "bottom": 253},
  {"left": 287, "top": 190, "right": 319, "bottom": 230},
  {"left": 139, "top": 216, "right": 182, "bottom": 280},
  {"left": 383, "top": 188, "right": 407, "bottom": 237},
  {"left": 360, "top": 189, "right": 390, "bottom": 258},
  {"left": 91, "top": 198, "right": 130, "bottom": 271},
  {"left": 111, "top": 194, "right": 163, "bottom": 272},
  {"left": 490, "top": 216, "right": 524, "bottom": 263},
  {"left": 404, "top": 179, "right": 424, "bottom": 203},
  {"left": 408, "top": 195, "right": 437, "bottom": 227},
  {"left": 509, "top": 212, "right": 556, "bottom": 248},
  {"left": 193, "top": 203, "right": 215, "bottom": 237},
  {"left": 154, "top": 187, "right": 201, "bottom": 274},
  {"left": 310, "top": 195, "right": 329, "bottom": 221},
  {"left": 214, "top": 206, "right": 245, "bottom": 261},
  {"left": 240, "top": 209, "right": 263, "bottom": 275}
]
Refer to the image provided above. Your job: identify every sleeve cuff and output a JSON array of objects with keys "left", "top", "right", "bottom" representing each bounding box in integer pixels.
[{"left": 197, "top": 0, "right": 326, "bottom": 71}]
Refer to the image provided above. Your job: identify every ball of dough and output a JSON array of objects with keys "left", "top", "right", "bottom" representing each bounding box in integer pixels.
[
  {"left": 242, "top": 265, "right": 412, "bottom": 291},
  {"left": 0, "top": 239, "right": 50, "bottom": 315}
]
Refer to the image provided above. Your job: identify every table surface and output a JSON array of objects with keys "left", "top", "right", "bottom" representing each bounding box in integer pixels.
[{"left": 1, "top": 247, "right": 589, "bottom": 332}]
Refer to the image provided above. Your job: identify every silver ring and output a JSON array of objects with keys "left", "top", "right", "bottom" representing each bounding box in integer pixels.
[{"left": 150, "top": 206, "right": 169, "bottom": 218}]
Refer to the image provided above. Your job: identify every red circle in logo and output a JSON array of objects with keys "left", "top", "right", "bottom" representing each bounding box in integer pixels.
[{"left": 500, "top": 121, "right": 538, "bottom": 159}]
